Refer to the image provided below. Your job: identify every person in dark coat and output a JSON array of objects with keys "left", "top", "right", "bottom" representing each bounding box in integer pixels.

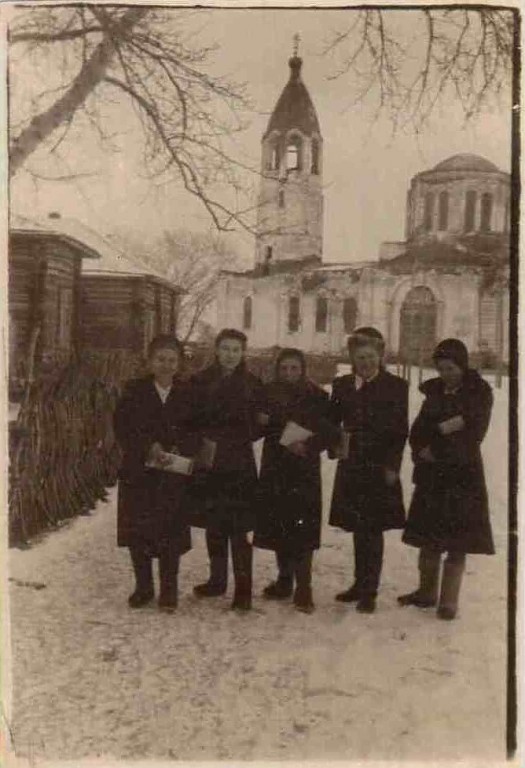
[
  {"left": 254, "top": 349, "right": 339, "bottom": 614},
  {"left": 114, "top": 334, "right": 197, "bottom": 613},
  {"left": 328, "top": 327, "right": 409, "bottom": 613},
  {"left": 398, "top": 338, "right": 494, "bottom": 620},
  {"left": 189, "top": 328, "right": 265, "bottom": 612}
]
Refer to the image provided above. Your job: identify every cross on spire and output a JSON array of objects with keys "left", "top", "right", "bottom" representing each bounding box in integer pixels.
[{"left": 293, "top": 33, "right": 300, "bottom": 57}]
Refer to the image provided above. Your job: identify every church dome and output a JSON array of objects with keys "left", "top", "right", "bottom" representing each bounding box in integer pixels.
[
  {"left": 264, "top": 56, "right": 321, "bottom": 139},
  {"left": 429, "top": 154, "right": 501, "bottom": 174}
]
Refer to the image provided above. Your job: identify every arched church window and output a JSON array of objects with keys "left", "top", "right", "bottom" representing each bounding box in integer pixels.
[
  {"left": 464, "top": 190, "right": 477, "bottom": 232},
  {"left": 480, "top": 192, "right": 493, "bottom": 232},
  {"left": 423, "top": 192, "right": 434, "bottom": 231},
  {"left": 438, "top": 191, "right": 449, "bottom": 231},
  {"left": 288, "top": 296, "right": 300, "bottom": 332},
  {"left": 286, "top": 135, "right": 302, "bottom": 172},
  {"left": 242, "top": 296, "right": 252, "bottom": 330},
  {"left": 343, "top": 297, "right": 357, "bottom": 333},
  {"left": 311, "top": 138, "right": 320, "bottom": 175},
  {"left": 278, "top": 189, "right": 285, "bottom": 208},
  {"left": 315, "top": 297, "right": 328, "bottom": 333}
]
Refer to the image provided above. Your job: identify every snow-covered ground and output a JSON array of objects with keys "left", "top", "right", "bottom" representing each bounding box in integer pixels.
[{"left": 5, "top": 375, "right": 510, "bottom": 764}]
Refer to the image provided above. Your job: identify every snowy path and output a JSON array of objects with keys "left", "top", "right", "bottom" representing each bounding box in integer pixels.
[{"left": 6, "top": 384, "right": 509, "bottom": 763}]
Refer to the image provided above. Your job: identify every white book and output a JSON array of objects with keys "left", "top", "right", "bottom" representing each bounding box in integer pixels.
[
  {"left": 146, "top": 452, "right": 194, "bottom": 476},
  {"left": 279, "top": 421, "right": 314, "bottom": 447}
]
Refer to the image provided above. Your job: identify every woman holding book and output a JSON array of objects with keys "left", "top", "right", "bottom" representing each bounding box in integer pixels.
[
  {"left": 189, "top": 328, "right": 265, "bottom": 612},
  {"left": 253, "top": 349, "right": 338, "bottom": 613},
  {"left": 328, "top": 327, "right": 409, "bottom": 614},
  {"left": 114, "top": 334, "right": 197, "bottom": 613},
  {"left": 398, "top": 338, "right": 494, "bottom": 620}
]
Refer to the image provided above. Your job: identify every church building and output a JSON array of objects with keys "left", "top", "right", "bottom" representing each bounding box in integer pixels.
[{"left": 216, "top": 48, "right": 510, "bottom": 366}]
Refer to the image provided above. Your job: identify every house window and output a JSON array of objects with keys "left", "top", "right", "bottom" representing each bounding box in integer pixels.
[
  {"left": 464, "top": 190, "right": 477, "bottom": 232},
  {"left": 343, "top": 297, "right": 357, "bottom": 333},
  {"left": 286, "top": 135, "right": 302, "bottom": 171},
  {"left": 288, "top": 296, "right": 300, "bottom": 332},
  {"left": 278, "top": 189, "right": 285, "bottom": 208},
  {"left": 480, "top": 192, "right": 493, "bottom": 232},
  {"left": 315, "top": 297, "right": 328, "bottom": 333},
  {"left": 438, "top": 191, "right": 449, "bottom": 231},
  {"left": 311, "top": 138, "right": 319, "bottom": 174},
  {"left": 423, "top": 192, "right": 434, "bottom": 231},
  {"left": 242, "top": 296, "right": 252, "bottom": 330}
]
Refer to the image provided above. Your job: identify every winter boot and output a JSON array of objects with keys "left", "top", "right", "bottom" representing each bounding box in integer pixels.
[
  {"left": 158, "top": 547, "right": 180, "bottom": 613},
  {"left": 398, "top": 547, "right": 441, "bottom": 608},
  {"left": 293, "top": 553, "right": 315, "bottom": 614},
  {"left": 193, "top": 554, "right": 228, "bottom": 597},
  {"left": 231, "top": 534, "right": 253, "bottom": 612},
  {"left": 335, "top": 584, "right": 361, "bottom": 603},
  {"left": 128, "top": 548, "right": 154, "bottom": 608},
  {"left": 437, "top": 554, "right": 465, "bottom": 620}
]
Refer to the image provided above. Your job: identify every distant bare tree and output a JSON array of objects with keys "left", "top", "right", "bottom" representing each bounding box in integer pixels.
[
  {"left": 9, "top": 6, "right": 253, "bottom": 230},
  {"left": 117, "top": 228, "right": 248, "bottom": 342},
  {"left": 324, "top": 8, "right": 514, "bottom": 132}
]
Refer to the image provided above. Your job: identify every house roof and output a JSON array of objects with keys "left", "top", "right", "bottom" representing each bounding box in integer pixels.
[
  {"left": 417, "top": 154, "right": 506, "bottom": 179},
  {"left": 11, "top": 213, "right": 102, "bottom": 260},
  {"left": 10, "top": 213, "right": 181, "bottom": 289}
]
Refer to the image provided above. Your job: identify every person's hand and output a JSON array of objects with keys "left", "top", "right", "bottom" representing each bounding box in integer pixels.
[
  {"left": 438, "top": 415, "right": 465, "bottom": 435},
  {"left": 288, "top": 441, "right": 308, "bottom": 457},
  {"left": 257, "top": 412, "right": 270, "bottom": 426},
  {"left": 384, "top": 468, "right": 399, "bottom": 486},
  {"left": 419, "top": 446, "right": 435, "bottom": 462},
  {"left": 148, "top": 442, "right": 171, "bottom": 466}
]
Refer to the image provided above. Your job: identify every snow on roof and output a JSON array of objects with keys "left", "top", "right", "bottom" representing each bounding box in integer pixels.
[{"left": 11, "top": 213, "right": 178, "bottom": 287}]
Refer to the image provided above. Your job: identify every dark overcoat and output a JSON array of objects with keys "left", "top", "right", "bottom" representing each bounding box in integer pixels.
[
  {"left": 328, "top": 369, "right": 409, "bottom": 532},
  {"left": 114, "top": 375, "right": 197, "bottom": 555},
  {"left": 403, "top": 370, "right": 495, "bottom": 554},
  {"left": 186, "top": 363, "right": 265, "bottom": 534},
  {"left": 254, "top": 380, "right": 338, "bottom": 555}
]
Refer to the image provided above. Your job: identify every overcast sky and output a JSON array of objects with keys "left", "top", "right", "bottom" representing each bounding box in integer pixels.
[{"left": 10, "top": 8, "right": 513, "bottom": 265}]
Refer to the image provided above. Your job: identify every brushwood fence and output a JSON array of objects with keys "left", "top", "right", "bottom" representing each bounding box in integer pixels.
[{"left": 8, "top": 351, "right": 140, "bottom": 547}]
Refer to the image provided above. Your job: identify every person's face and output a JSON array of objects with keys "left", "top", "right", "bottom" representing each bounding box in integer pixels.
[
  {"left": 436, "top": 358, "right": 463, "bottom": 390},
  {"left": 352, "top": 345, "right": 381, "bottom": 379},
  {"left": 149, "top": 347, "right": 180, "bottom": 385},
  {"left": 217, "top": 338, "right": 244, "bottom": 372},
  {"left": 278, "top": 357, "right": 303, "bottom": 384}
]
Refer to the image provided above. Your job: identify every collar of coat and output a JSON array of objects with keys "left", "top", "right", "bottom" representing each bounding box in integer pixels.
[{"left": 419, "top": 368, "right": 488, "bottom": 397}]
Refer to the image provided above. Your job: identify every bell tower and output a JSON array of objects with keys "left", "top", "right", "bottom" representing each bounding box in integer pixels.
[{"left": 255, "top": 36, "right": 323, "bottom": 272}]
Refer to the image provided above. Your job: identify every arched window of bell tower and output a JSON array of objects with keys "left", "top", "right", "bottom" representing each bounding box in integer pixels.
[
  {"left": 286, "top": 134, "right": 302, "bottom": 172},
  {"left": 266, "top": 138, "right": 281, "bottom": 171}
]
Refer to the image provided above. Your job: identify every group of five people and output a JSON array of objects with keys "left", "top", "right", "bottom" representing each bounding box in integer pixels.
[{"left": 114, "top": 326, "right": 494, "bottom": 621}]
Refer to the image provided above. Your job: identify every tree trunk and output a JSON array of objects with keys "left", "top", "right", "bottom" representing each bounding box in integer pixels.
[{"left": 9, "top": 8, "right": 148, "bottom": 177}]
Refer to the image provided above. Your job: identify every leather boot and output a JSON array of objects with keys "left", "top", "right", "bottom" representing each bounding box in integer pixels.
[
  {"left": 158, "top": 547, "right": 180, "bottom": 613},
  {"left": 437, "top": 553, "right": 465, "bottom": 620},
  {"left": 194, "top": 529, "right": 228, "bottom": 597},
  {"left": 128, "top": 548, "right": 154, "bottom": 608},
  {"left": 264, "top": 550, "right": 294, "bottom": 599},
  {"left": 231, "top": 534, "right": 252, "bottom": 611},
  {"left": 293, "top": 552, "right": 314, "bottom": 614},
  {"left": 398, "top": 547, "right": 441, "bottom": 608}
]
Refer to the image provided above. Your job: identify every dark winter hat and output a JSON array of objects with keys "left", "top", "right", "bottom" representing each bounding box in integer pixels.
[
  {"left": 214, "top": 328, "right": 248, "bottom": 349},
  {"left": 347, "top": 326, "right": 385, "bottom": 355},
  {"left": 275, "top": 347, "right": 307, "bottom": 378},
  {"left": 147, "top": 334, "right": 185, "bottom": 361},
  {"left": 432, "top": 338, "right": 469, "bottom": 371}
]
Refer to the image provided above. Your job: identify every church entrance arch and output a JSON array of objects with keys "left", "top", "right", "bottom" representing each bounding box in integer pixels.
[{"left": 399, "top": 286, "right": 437, "bottom": 364}]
